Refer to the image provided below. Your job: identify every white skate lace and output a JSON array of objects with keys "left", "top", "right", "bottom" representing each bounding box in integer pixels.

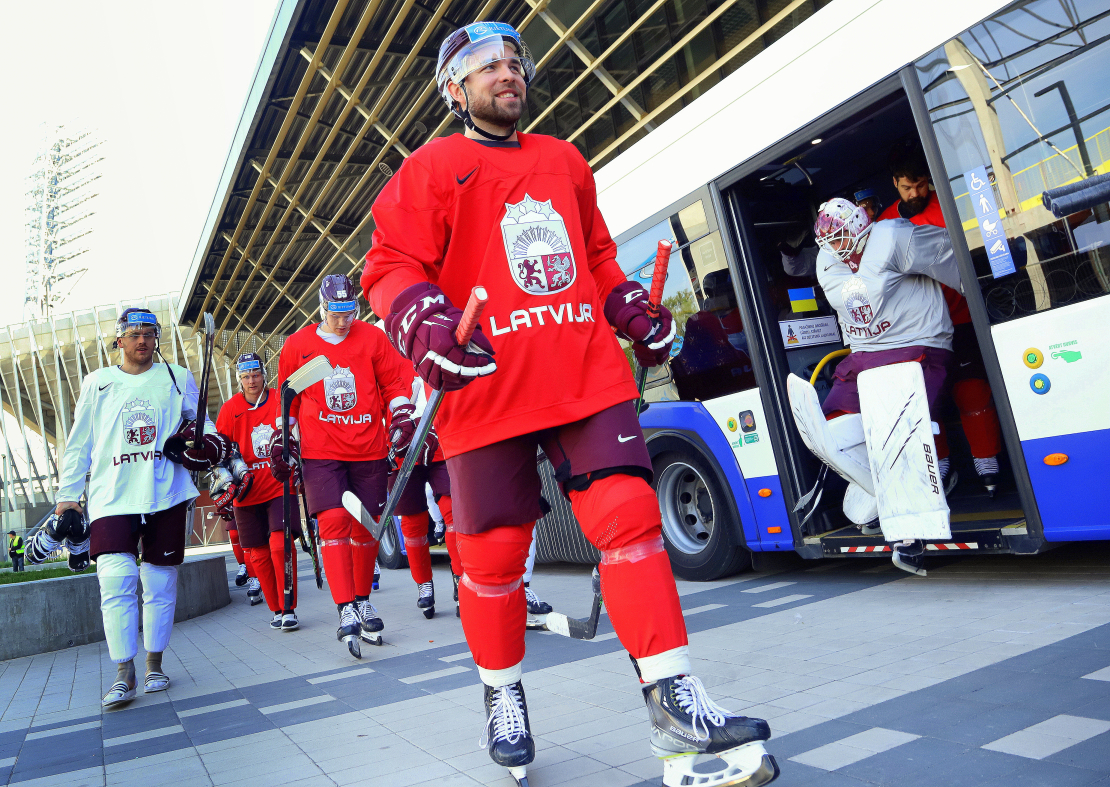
[
  {"left": 418, "top": 582, "right": 434, "bottom": 600},
  {"left": 674, "top": 676, "right": 736, "bottom": 742},
  {"left": 340, "top": 604, "right": 359, "bottom": 627},
  {"left": 479, "top": 685, "right": 528, "bottom": 747},
  {"left": 524, "top": 587, "right": 540, "bottom": 606},
  {"left": 247, "top": 577, "right": 261, "bottom": 592},
  {"left": 236, "top": 564, "right": 247, "bottom": 575},
  {"left": 973, "top": 456, "right": 999, "bottom": 475},
  {"left": 357, "top": 600, "right": 379, "bottom": 623}
]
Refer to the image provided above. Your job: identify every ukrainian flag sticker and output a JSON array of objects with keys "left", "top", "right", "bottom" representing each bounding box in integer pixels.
[{"left": 788, "top": 287, "right": 818, "bottom": 313}]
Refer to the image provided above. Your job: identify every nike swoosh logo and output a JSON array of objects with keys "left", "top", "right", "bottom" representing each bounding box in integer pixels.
[
  {"left": 301, "top": 353, "right": 314, "bottom": 359},
  {"left": 234, "top": 412, "right": 244, "bottom": 418},
  {"left": 617, "top": 435, "right": 637, "bottom": 443},
  {"left": 164, "top": 551, "right": 174, "bottom": 556},
  {"left": 99, "top": 384, "right": 112, "bottom": 391},
  {"left": 456, "top": 167, "right": 477, "bottom": 185}
]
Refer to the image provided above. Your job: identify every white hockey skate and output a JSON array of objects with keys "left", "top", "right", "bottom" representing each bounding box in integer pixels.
[
  {"left": 417, "top": 581, "right": 435, "bottom": 619},
  {"left": 337, "top": 602, "right": 362, "bottom": 659},
  {"left": 355, "top": 598, "right": 384, "bottom": 646},
  {"left": 644, "top": 675, "right": 778, "bottom": 787},
  {"left": 481, "top": 681, "right": 535, "bottom": 787},
  {"left": 246, "top": 576, "right": 264, "bottom": 606}
]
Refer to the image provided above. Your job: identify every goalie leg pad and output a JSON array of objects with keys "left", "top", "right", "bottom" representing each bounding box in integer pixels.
[
  {"left": 787, "top": 374, "right": 875, "bottom": 495},
  {"left": 97, "top": 553, "right": 139, "bottom": 664},
  {"left": 140, "top": 562, "right": 178, "bottom": 654},
  {"left": 842, "top": 482, "right": 878, "bottom": 526},
  {"left": 858, "top": 362, "right": 951, "bottom": 542},
  {"left": 569, "top": 474, "right": 687, "bottom": 661}
]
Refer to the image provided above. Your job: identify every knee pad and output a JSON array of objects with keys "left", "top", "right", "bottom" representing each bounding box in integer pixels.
[
  {"left": 456, "top": 525, "right": 533, "bottom": 582},
  {"left": 97, "top": 552, "right": 139, "bottom": 587},
  {"left": 460, "top": 574, "right": 522, "bottom": 597},
  {"left": 140, "top": 562, "right": 178, "bottom": 601},
  {"left": 953, "top": 378, "right": 993, "bottom": 414},
  {"left": 400, "top": 513, "right": 429, "bottom": 549},
  {"left": 787, "top": 374, "right": 874, "bottom": 494},
  {"left": 316, "top": 507, "right": 353, "bottom": 546},
  {"left": 569, "top": 474, "right": 662, "bottom": 554}
]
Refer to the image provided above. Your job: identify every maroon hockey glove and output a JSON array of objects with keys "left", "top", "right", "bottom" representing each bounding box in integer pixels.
[
  {"left": 164, "top": 422, "right": 233, "bottom": 471},
  {"left": 416, "top": 426, "right": 440, "bottom": 466},
  {"left": 388, "top": 403, "right": 417, "bottom": 455},
  {"left": 213, "top": 491, "right": 236, "bottom": 522},
  {"left": 234, "top": 469, "right": 255, "bottom": 502},
  {"left": 603, "top": 282, "right": 677, "bottom": 368},
  {"left": 385, "top": 283, "right": 496, "bottom": 391},
  {"left": 268, "top": 433, "right": 301, "bottom": 485}
]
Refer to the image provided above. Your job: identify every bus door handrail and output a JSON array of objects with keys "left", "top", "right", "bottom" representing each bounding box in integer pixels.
[{"left": 810, "top": 349, "right": 850, "bottom": 386}]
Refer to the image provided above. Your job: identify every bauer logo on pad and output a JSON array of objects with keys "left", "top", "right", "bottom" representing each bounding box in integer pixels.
[{"left": 501, "top": 195, "right": 577, "bottom": 296}]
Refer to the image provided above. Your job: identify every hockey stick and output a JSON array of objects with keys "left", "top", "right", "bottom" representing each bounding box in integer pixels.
[
  {"left": 298, "top": 484, "right": 324, "bottom": 589},
  {"left": 635, "top": 241, "right": 673, "bottom": 416},
  {"left": 541, "top": 566, "right": 603, "bottom": 640},
  {"left": 191, "top": 313, "right": 216, "bottom": 450},
  {"left": 280, "top": 355, "right": 335, "bottom": 610},
  {"left": 343, "top": 285, "right": 489, "bottom": 542}
]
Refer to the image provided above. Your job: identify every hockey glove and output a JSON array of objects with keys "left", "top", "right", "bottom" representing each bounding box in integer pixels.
[
  {"left": 603, "top": 281, "right": 677, "bottom": 368},
  {"left": 388, "top": 403, "right": 417, "bottom": 456},
  {"left": 268, "top": 433, "right": 301, "bottom": 486},
  {"left": 164, "top": 422, "right": 233, "bottom": 471},
  {"left": 385, "top": 283, "right": 496, "bottom": 391}
]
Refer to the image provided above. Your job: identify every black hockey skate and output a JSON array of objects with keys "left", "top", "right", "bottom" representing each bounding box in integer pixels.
[
  {"left": 892, "top": 539, "right": 927, "bottom": 577},
  {"left": 417, "top": 581, "right": 435, "bottom": 619},
  {"left": 452, "top": 573, "right": 461, "bottom": 618},
  {"left": 643, "top": 675, "right": 778, "bottom": 787},
  {"left": 482, "top": 681, "right": 535, "bottom": 786},
  {"left": 525, "top": 584, "right": 552, "bottom": 630},
  {"left": 67, "top": 538, "right": 90, "bottom": 572},
  {"left": 235, "top": 563, "right": 249, "bottom": 586},
  {"left": 355, "top": 597, "right": 384, "bottom": 645},
  {"left": 246, "top": 577, "right": 264, "bottom": 606},
  {"left": 337, "top": 602, "right": 362, "bottom": 659}
]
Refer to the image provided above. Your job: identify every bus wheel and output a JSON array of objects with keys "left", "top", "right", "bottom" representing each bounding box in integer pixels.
[
  {"left": 652, "top": 450, "right": 748, "bottom": 581},
  {"left": 378, "top": 518, "right": 408, "bottom": 570}
]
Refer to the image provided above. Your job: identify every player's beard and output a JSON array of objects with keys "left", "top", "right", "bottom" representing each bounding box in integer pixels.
[
  {"left": 900, "top": 195, "right": 930, "bottom": 217},
  {"left": 468, "top": 90, "right": 523, "bottom": 131}
]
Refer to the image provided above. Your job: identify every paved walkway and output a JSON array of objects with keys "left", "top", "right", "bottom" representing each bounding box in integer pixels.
[{"left": 1, "top": 544, "right": 1109, "bottom": 786}]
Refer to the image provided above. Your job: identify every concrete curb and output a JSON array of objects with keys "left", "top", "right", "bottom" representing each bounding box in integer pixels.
[{"left": 0, "top": 555, "right": 231, "bottom": 661}]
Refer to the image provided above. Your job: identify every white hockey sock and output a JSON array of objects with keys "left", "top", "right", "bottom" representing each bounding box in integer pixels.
[
  {"left": 478, "top": 661, "right": 522, "bottom": 688},
  {"left": 97, "top": 553, "right": 139, "bottom": 664},
  {"left": 140, "top": 563, "right": 178, "bottom": 654},
  {"left": 938, "top": 457, "right": 951, "bottom": 480},
  {"left": 973, "top": 456, "right": 999, "bottom": 476},
  {"left": 637, "top": 645, "right": 692, "bottom": 683},
  {"left": 522, "top": 526, "right": 538, "bottom": 584}
]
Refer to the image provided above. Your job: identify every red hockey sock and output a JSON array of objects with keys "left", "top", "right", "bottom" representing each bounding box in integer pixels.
[
  {"left": 350, "top": 518, "right": 380, "bottom": 598},
  {"left": 954, "top": 378, "right": 1002, "bottom": 458},
  {"left": 229, "top": 530, "right": 248, "bottom": 567},
  {"left": 456, "top": 523, "right": 532, "bottom": 671},
  {"left": 401, "top": 512, "right": 432, "bottom": 585},
  {"left": 246, "top": 546, "right": 281, "bottom": 613},
  {"left": 934, "top": 421, "right": 950, "bottom": 461},
  {"left": 439, "top": 496, "right": 462, "bottom": 576},
  {"left": 268, "top": 530, "right": 297, "bottom": 610},
  {"left": 569, "top": 474, "right": 688, "bottom": 659},
  {"left": 317, "top": 507, "right": 355, "bottom": 605}
]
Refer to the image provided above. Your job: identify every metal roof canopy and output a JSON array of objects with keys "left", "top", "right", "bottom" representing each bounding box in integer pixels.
[{"left": 180, "top": 0, "right": 829, "bottom": 372}]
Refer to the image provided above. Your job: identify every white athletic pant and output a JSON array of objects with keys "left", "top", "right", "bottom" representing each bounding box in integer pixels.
[
  {"left": 425, "top": 483, "right": 443, "bottom": 524},
  {"left": 97, "top": 553, "right": 177, "bottom": 663},
  {"left": 523, "top": 525, "right": 537, "bottom": 584}
]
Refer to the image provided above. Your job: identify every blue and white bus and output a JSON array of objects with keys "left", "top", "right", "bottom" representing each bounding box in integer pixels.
[{"left": 581, "top": 0, "right": 1110, "bottom": 580}]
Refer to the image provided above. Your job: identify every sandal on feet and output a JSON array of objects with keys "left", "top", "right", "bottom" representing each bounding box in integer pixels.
[
  {"left": 144, "top": 671, "right": 171, "bottom": 693},
  {"left": 102, "top": 680, "right": 137, "bottom": 708}
]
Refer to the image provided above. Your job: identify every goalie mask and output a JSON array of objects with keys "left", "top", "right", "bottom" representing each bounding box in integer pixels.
[
  {"left": 113, "top": 308, "right": 161, "bottom": 349},
  {"left": 436, "top": 22, "right": 535, "bottom": 141},
  {"left": 319, "top": 274, "right": 361, "bottom": 321},
  {"left": 815, "top": 197, "right": 873, "bottom": 272}
]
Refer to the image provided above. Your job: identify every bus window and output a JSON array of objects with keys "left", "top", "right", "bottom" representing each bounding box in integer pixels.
[{"left": 615, "top": 201, "right": 756, "bottom": 403}]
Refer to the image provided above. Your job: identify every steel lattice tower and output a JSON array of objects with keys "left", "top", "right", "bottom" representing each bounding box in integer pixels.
[{"left": 24, "top": 127, "right": 104, "bottom": 320}]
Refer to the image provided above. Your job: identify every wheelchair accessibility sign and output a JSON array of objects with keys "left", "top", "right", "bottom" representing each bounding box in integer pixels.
[{"left": 963, "top": 166, "right": 1016, "bottom": 279}]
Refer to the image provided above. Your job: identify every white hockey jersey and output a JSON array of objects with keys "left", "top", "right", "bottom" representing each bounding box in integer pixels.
[
  {"left": 56, "top": 362, "right": 216, "bottom": 522},
  {"left": 817, "top": 219, "right": 963, "bottom": 353}
]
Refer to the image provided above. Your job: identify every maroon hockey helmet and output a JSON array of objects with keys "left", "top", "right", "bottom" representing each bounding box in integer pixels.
[{"left": 319, "top": 273, "right": 361, "bottom": 321}]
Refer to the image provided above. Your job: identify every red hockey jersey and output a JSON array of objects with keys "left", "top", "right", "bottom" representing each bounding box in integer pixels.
[
  {"left": 362, "top": 133, "right": 638, "bottom": 457},
  {"left": 878, "top": 192, "right": 970, "bottom": 325},
  {"left": 215, "top": 389, "right": 283, "bottom": 507},
  {"left": 277, "top": 320, "right": 413, "bottom": 462}
]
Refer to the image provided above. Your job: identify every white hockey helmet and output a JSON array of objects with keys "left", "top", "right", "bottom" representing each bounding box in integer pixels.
[{"left": 815, "top": 197, "right": 873, "bottom": 270}]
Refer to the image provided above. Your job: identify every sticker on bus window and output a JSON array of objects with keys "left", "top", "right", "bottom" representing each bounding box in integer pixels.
[
  {"left": 963, "top": 165, "right": 1016, "bottom": 279},
  {"left": 778, "top": 316, "right": 841, "bottom": 349}
]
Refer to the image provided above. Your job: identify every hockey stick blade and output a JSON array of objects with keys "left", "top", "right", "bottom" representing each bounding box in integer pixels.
[
  {"left": 342, "top": 490, "right": 386, "bottom": 542},
  {"left": 282, "top": 355, "right": 334, "bottom": 395},
  {"left": 542, "top": 567, "right": 603, "bottom": 640}
]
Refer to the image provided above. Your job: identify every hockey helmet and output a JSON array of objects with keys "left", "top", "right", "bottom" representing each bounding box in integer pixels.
[
  {"left": 114, "top": 307, "right": 161, "bottom": 348},
  {"left": 853, "top": 188, "right": 883, "bottom": 221},
  {"left": 318, "top": 274, "right": 361, "bottom": 321},
  {"left": 436, "top": 22, "right": 535, "bottom": 140},
  {"left": 236, "top": 352, "right": 267, "bottom": 386},
  {"left": 815, "top": 198, "right": 873, "bottom": 270}
]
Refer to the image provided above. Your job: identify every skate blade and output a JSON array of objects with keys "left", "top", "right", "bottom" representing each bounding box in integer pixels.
[
  {"left": 345, "top": 636, "right": 362, "bottom": 659},
  {"left": 359, "top": 632, "right": 384, "bottom": 646},
  {"left": 891, "top": 555, "right": 927, "bottom": 577},
  {"left": 422, "top": 607, "right": 435, "bottom": 619},
  {"left": 508, "top": 765, "right": 529, "bottom": 786},
  {"left": 248, "top": 596, "right": 264, "bottom": 606},
  {"left": 526, "top": 613, "right": 548, "bottom": 631},
  {"left": 661, "top": 743, "right": 778, "bottom": 787}
]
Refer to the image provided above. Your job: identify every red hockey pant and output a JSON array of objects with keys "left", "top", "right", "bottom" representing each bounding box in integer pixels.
[
  {"left": 457, "top": 474, "right": 687, "bottom": 670},
  {"left": 229, "top": 530, "right": 249, "bottom": 568},
  {"left": 246, "top": 530, "right": 297, "bottom": 613},
  {"left": 317, "top": 507, "right": 379, "bottom": 605}
]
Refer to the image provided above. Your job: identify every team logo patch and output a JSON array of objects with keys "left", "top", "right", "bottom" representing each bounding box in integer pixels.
[
  {"left": 121, "top": 398, "right": 157, "bottom": 446},
  {"left": 500, "top": 195, "right": 577, "bottom": 296},
  {"left": 251, "top": 423, "right": 275, "bottom": 460},
  {"left": 324, "top": 366, "right": 357, "bottom": 412},
  {"left": 841, "top": 276, "right": 874, "bottom": 326}
]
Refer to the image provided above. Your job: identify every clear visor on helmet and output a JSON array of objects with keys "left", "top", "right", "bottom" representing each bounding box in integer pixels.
[
  {"left": 237, "top": 359, "right": 262, "bottom": 377},
  {"left": 117, "top": 311, "right": 160, "bottom": 339},
  {"left": 442, "top": 34, "right": 535, "bottom": 89}
]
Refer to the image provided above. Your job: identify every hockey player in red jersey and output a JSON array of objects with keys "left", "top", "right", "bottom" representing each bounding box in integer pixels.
[
  {"left": 878, "top": 141, "right": 1002, "bottom": 496},
  {"left": 362, "top": 22, "right": 778, "bottom": 787},
  {"left": 276, "top": 274, "right": 416, "bottom": 659},
  {"left": 215, "top": 353, "right": 302, "bottom": 630}
]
